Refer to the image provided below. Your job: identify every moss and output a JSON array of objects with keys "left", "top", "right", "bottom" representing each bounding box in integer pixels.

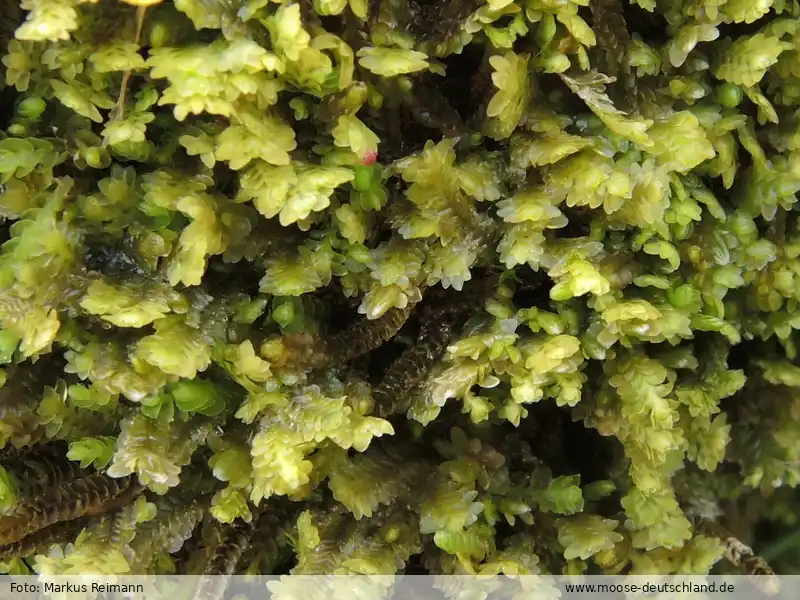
[{"left": 0, "top": 0, "right": 798, "bottom": 577}]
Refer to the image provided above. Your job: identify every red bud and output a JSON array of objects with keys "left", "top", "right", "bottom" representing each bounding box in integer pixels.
[{"left": 361, "top": 150, "right": 378, "bottom": 166}]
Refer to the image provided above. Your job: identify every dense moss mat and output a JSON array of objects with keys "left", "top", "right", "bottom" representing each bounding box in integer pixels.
[{"left": 0, "top": 0, "right": 799, "bottom": 576}]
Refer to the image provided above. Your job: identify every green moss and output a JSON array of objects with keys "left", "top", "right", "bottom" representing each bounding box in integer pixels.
[{"left": 0, "top": 0, "right": 799, "bottom": 577}]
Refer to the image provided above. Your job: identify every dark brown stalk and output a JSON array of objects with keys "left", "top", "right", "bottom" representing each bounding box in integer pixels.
[
  {"left": 236, "top": 505, "right": 295, "bottom": 574},
  {"left": 373, "top": 304, "right": 464, "bottom": 417},
  {"left": 315, "top": 301, "right": 418, "bottom": 367},
  {"left": 190, "top": 518, "right": 256, "bottom": 600},
  {"left": 202, "top": 519, "right": 255, "bottom": 575},
  {"left": 0, "top": 517, "right": 91, "bottom": 560},
  {"left": 0, "top": 473, "right": 143, "bottom": 546},
  {"left": 1, "top": 442, "right": 87, "bottom": 503},
  {"left": 374, "top": 277, "right": 495, "bottom": 417},
  {"left": 590, "top": 0, "right": 636, "bottom": 111},
  {"left": 698, "top": 520, "right": 777, "bottom": 580}
]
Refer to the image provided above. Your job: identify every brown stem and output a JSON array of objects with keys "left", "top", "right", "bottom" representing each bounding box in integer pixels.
[
  {"left": 113, "top": 6, "right": 148, "bottom": 122},
  {"left": 0, "top": 473, "right": 143, "bottom": 546}
]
